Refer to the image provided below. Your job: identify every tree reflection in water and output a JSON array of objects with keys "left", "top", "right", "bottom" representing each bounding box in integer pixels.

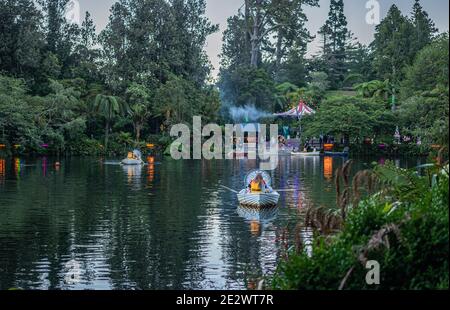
[{"left": 0, "top": 156, "right": 426, "bottom": 289}]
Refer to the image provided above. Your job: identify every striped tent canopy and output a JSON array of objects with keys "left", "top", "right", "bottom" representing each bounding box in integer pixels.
[{"left": 273, "top": 100, "right": 315, "bottom": 118}]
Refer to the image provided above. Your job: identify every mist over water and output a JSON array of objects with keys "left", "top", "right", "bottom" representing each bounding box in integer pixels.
[{"left": 228, "top": 105, "right": 272, "bottom": 123}]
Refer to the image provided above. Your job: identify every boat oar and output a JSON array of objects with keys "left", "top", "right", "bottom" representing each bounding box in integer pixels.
[{"left": 220, "top": 185, "right": 238, "bottom": 194}]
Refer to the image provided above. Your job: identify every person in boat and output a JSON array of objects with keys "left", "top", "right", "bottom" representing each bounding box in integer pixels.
[
  {"left": 248, "top": 173, "right": 269, "bottom": 193},
  {"left": 126, "top": 149, "right": 142, "bottom": 161}
]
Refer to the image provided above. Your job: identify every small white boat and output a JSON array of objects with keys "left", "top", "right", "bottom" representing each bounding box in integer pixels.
[
  {"left": 291, "top": 151, "right": 320, "bottom": 156},
  {"left": 121, "top": 158, "right": 144, "bottom": 165},
  {"left": 121, "top": 149, "right": 144, "bottom": 165},
  {"left": 237, "top": 189, "right": 280, "bottom": 208},
  {"left": 237, "top": 170, "right": 280, "bottom": 208}
]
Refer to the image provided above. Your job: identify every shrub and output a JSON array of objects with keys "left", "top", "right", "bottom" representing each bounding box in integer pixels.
[{"left": 272, "top": 164, "right": 449, "bottom": 290}]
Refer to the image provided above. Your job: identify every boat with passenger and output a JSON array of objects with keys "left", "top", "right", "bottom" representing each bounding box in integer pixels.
[{"left": 121, "top": 149, "right": 144, "bottom": 165}]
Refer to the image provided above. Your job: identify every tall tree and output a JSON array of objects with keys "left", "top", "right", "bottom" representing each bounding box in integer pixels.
[
  {"left": 372, "top": 5, "right": 415, "bottom": 108},
  {"left": 126, "top": 83, "right": 152, "bottom": 142},
  {"left": 0, "top": 0, "right": 44, "bottom": 79},
  {"left": 92, "top": 94, "right": 128, "bottom": 150},
  {"left": 411, "top": 0, "right": 438, "bottom": 52},
  {"left": 39, "top": 0, "right": 70, "bottom": 52},
  {"left": 271, "top": 0, "right": 318, "bottom": 75},
  {"left": 318, "top": 0, "right": 349, "bottom": 89}
]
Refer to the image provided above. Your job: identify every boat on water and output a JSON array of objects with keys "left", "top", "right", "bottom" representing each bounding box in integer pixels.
[
  {"left": 323, "top": 146, "right": 350, "bottom": 157},
  {"left": 237, "top": 189, "right": 280, "bottom": 208},
  {"left": 323, "top": 151, "right": 349, "bottom": 157},
  {"left": 121, "top": 149, "right": 144, "bottom": 165},
  {"left": 291, "top": 148, "right": 320, "bottom": 156},
  {"left": 236, "top": 170, "right": 280, "bottom": 208}
]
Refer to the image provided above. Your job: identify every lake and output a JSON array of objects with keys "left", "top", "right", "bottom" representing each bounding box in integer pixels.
[{"left": 0, "top": 155, "right": 425, "bottom": 290}]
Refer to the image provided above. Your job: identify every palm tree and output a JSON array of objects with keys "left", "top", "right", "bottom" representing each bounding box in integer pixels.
[
  {"left": 92, "top": 94, "right": 128, "bottom": 150},
  {"left": 126, "top": 83, "right": 151, "bottom": 142},
  {"left": 128, "top": 103, "right": 150, "bottom": 142},
  {"left": 354, "top": 80, "right": 390, "bottom": 100}
]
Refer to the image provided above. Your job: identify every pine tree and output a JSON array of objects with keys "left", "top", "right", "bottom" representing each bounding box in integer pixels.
[
  {"left": 0, "top": 0, "right": 44, "bottom": 78},
  {"left": 411, "top": 0, "right": 438, "bottom": 52},
  {"left": 372, "top": 5, "right": 415, "bottom": 85},
  {"left": 80, "top": 12, "right": 96, "bottom": 49},
  {"left": 319, "top": 0, "right": 349, "bottom": 89}
]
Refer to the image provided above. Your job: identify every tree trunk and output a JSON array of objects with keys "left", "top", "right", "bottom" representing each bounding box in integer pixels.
[
  {"left": 135, "top": 123, "right": 141, "bottom": 143},
  {"left": 244, "top": 0, "right": 251, "bottom": 63},
  {"left": 275, "top": 30, "right": 283, "bottom": 77},
  {"left": 250, "top": 0, "right": 262, "bottom": 67}
]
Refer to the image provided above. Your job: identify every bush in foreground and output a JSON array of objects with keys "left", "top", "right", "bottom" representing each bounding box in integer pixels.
[{"left": 272, "top": 164, "right": 449, "bottom": 290}]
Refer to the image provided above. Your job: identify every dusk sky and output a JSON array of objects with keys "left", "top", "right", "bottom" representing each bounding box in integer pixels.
[{"left": 77, "top": 0, "right": 449, "bottom": 77}]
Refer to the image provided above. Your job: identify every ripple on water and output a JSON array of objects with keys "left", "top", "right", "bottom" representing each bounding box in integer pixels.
[{"left": 0, "top": 156, "right": 425, "bottom": 289}]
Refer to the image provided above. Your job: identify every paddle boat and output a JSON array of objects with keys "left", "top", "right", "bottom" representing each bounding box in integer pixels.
[
  {"left": 121, "top": 149, "right": 144, "bottom": 165},
  {"left": 323, "top": 147, "right": 350, "bottom": 157},
  {"left": 291, "top": 148, "right": 320, "bottom": 156},
  {"left": 237, "top": 170, "right": 280, "bottom": 208}
]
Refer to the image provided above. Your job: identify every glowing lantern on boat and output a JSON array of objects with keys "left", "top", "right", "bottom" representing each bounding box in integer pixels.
[
  {"left": 0, "top": 144, "right": 5, "bottom": 149},
  {"left": 146, "top": 143, "right": 155, "bottom": 149},
  {"left": 323, "top": 156, "right": 333, "bottom": 181}
]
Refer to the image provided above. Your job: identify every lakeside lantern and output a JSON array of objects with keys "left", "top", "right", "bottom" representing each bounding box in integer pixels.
[{"left": 323, "top": 144, "right": 334, "bottom": 151}]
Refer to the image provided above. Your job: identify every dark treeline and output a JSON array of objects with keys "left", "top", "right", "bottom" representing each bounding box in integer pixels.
[
  {"left": 0, "top": 0, "right": 220, "bottom": 155},
  {"left": 0, "top": 0, "right": 448, "bottom": 156},
  {"left": 219, "top": 0, "right": 448, "bottom": 152}
]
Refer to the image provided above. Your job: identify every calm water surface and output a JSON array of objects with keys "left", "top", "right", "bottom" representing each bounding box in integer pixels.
[{"left": 0, "top": 156, "right": 424, "bottom": 290}]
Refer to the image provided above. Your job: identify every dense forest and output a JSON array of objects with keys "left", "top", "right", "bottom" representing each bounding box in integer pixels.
[
  {"left": 0, "top": 0, "right": 448, "bottom": 156},
  {"left": 0, "top": 0, "right": 220, "bottom": 155}
]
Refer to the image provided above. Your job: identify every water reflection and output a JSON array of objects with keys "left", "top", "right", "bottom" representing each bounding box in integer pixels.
[
  {"left": 323, "top": 156, "right": 333, "bottom": 181},
  {"left": 147, "top": 156, "right": 155, "bottom": 184},
  {"left": 237, "top": 206, "right": 279, "bottom": 235},
  {"left": 0, "top": 156, "right": 427, "bottom": 290},
  {"left": 14, "top": 158, "right": 21, "bottom": 178},
  {"left": 122, "top": 164, "right": 143, "bottom": 190},
  {"left": 0, "top": 158, "right": 5, "bottom": 184}
]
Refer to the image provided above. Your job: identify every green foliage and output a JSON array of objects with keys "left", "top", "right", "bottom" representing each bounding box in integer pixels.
[
  {"left": 372, "top": 5, "right": 416, "bottom": 86},
  {"left": 397, "top": 86, "right": 449, "bottom": 148},
  {"left": 318, "top": 0, "right": 349, "bottom": 89},
  {"left": 272, "top": 164, "right": 449, "bottom": 289},
  {"left": 304, "top": 96, "right": 394, "bottom": 140},
  {"left": 354, "top": 80, "right": 390, "bottom": 101},
  {"left": 0, "top": 0, "right": 220, "bottom": 155},
  {"left": 402, "top": 34, "right": 449, "bottom": 95},
  {"left": 218, "top": 66, "right": 275, "bottom": 111}
]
